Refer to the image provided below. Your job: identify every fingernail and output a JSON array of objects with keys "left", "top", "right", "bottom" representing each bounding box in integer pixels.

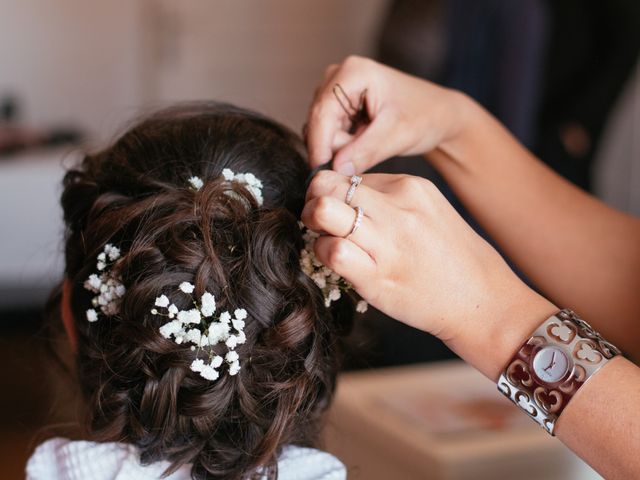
[{"left": 336, "top": 161, "right": 355, "bottom": 176}]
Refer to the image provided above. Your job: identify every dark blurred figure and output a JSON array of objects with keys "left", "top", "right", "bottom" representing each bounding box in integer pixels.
[
  {"left": 348, "top": 0, "right": 640, "bottom": 369},
  {"left": 537, "top": 0, "right": 640, "bottom": 191}
]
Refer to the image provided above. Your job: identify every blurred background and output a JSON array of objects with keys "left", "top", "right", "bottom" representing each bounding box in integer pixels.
[{"left": 0, "top": 0, "right": 638, "bottom": 478}]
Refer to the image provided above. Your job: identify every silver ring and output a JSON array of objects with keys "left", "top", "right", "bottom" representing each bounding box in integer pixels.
[
  {"left": 345, "top": 206, "right": 364, "bottom": 239},
  {"left": 345, "top": 175, "right": 362, "bottom": 206}
]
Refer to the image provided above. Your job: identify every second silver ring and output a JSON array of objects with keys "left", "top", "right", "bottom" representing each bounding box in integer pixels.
[
  {"left": 345, "top": 206, "right": 364, "bottom": 239},
  {"left": 345, "top": 175, "right": 362, "bottom": 206}
]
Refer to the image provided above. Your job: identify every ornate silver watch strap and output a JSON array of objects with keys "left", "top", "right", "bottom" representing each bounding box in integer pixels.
[{"left": 497, "top": 309, "right": 620, "bottom": 435}]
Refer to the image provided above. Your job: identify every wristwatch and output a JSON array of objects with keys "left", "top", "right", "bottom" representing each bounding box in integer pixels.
[{"left": 497, "top": 309, "right": 621, "bottom": 435}]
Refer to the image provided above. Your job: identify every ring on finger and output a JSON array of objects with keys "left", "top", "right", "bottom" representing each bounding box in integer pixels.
[
  {"left": 345, "top": 206, "right": 364, "bottom": 239},
  {"left": 345, "top": 175, "right": 363, "bottom": 205}
]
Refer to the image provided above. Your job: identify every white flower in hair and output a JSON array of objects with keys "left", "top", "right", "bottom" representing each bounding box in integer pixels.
[
  {"left": 152, "top": 285, "right": 248, "bottom": 382},
  {"left": 188, "top": 176, "right": 204, "bottom": 191},
  {"left": 356, "top": 300, "right": 368, "bottom": 313},
  {"left": 211, "top": 355, "right": 224, "bottom": 368},
  {"left": 200, "top": 364, "right": 220, "bottom": 381},
  {"left": 298, "top": 222, "right": 367, "bottom": 312},
  {"left": 201, "top": 292, "right": 216, "bottom": 317},
  {"left": 83, "top": 243, "right": 126, "bottom": 321},
  {"left": 220, "top": 168, "right": 264, "bottom": 206},
  {"left": 190, "top": 358, "right": 206, "bottom": 372},
  {"left": 222, "top": 168, "right": 235, "bottom": 181},
  {"left": 155, "top": 295, "right": 170, "bottom": 308}
]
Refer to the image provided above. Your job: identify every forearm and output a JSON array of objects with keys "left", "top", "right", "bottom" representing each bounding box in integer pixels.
[
  {"left": 556, "top": 356, "right": 640, "bottom": 479},
  {"left": 428, "top": 93, "right": 640, "bottom": 358},
  {"left": 449, "top": 291, "right": 640, "bottom": 479}
]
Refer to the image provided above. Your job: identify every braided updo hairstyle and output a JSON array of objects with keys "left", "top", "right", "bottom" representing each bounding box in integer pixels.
[{"left": 47, "top": 103, "right": 354, "bottom": 479}]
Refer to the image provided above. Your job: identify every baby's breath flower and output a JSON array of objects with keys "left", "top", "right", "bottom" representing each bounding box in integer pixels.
[
  {"left": 222, "top": 168, "right": 235, "bottom": 181},
  {"left": 211, "top": 355, "right": 224, "bottom": 368},
  {"left": 188, "top": 176, "right": 204, "bottom": 191},
  {"left": 220, "top": 168, "right": 264, "bottom": 206},
  {"left": 232, "top": 318, "right": 245, "bottom": 331},
  {"left": 201, "top": 292, "right": 216, "bottom": 317},
  {"left": 356, "top": 300, "right": 368, "bottom": 313},
  {"left": 159, "top": 320, "right": 182, "bottom": 339},
  {"left": 105, "top": 245, "right": 121, "bottom": 261},
  {"left": 200, "top": 365, "right": 220, "bottom": 381},
  {"left": 83, "top": 244, "right": 126, "bottom": 321},
  {"left": 226, "top": 351, "right": 239, "bottom": 363},
  {"left": 228, "top": 361, "right": 241, "bottom": 376},
  {"left": 299, "top": 223, "right": 368, "bottom": 313},
  {"left": 153, "top": 285, "right": 248, "bottom": 382},
  {"left": 208, "top": 321, "right": 230, "bottom": 344},
  {"left": 84, "top": 274, "right": 102, "bottom": 292},
  {"left": 177, "top": 308, "right": 201, "bottom": 325},
  {"left": 190, "top": 358, "right": 205, "bottom": 372},
  {"left": 155, "top": 295, "right": 170, "bottom": 308},
  {"left": 185, "top": 328, "right": 202, "bottom": 344}
]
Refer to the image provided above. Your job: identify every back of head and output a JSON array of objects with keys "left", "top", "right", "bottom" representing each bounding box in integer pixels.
[{"left": 49, "top": 103, "right": 353, "bottom": 479}]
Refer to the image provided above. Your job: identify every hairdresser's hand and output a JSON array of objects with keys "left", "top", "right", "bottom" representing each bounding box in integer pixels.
[
  {"left": 305, "top": 56, "right": 470, "bottom": 174},
  {"left": 302, "top": 171, "right": 557, "bottom": 379}
]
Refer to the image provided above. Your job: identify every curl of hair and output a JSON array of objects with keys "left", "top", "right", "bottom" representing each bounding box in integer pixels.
[{"left": 47, "top": 103, "right": 354, "bottom": 479}]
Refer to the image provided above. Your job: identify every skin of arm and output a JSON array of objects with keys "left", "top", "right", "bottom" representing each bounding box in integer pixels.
[{"left": 428, "top": 92, "right": 640, "bottom": 361}]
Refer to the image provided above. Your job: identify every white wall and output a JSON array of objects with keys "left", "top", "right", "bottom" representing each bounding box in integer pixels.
[
  {"left": 0, "top": 0, "right": 143, "bottom": 142},
  {"left": 145, "top": 0, "right": 389, "bottom": 129},
  {"left": 0, "top": 0, "right": 390, "bottom": 140}
]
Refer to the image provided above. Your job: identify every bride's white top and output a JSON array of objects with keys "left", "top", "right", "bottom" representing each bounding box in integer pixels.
[{"left": 26, "top": 437, "right": 346, "bottom": 480}]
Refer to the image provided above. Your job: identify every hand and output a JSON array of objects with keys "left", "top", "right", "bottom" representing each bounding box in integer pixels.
[
  {"left": 305, "top": 56, "right": 470, "bottom": 174},
  {"left": 302, "top": 170, "right": 557, "bottom": 379}
]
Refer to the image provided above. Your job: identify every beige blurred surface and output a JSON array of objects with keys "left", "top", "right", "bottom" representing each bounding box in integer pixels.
[{"left": 323, "top": 361, "right": 603, "bottom": 480}]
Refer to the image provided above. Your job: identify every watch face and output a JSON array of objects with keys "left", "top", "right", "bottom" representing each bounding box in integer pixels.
[{"left": 532, "top": 346, "right": 570, "bottom": 383}]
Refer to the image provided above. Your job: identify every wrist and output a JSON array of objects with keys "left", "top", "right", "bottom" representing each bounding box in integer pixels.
[
  {"left": 430, "top": 90, "right": 483, "bottom": 162},
  {"left": 424, "top": 90, "right": 496, "bottom": 173},
  {"left": 446, "top": 286, "right": 558, "bottom": 381}
]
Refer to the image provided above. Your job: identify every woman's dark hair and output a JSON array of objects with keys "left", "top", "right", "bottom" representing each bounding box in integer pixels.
[{"left": 45, "top": 103, "right": 353, "bottom": 479}]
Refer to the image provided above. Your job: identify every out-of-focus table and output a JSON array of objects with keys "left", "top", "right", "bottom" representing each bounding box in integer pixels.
[
  {"left": 324, "top": 361, "right": 602, "bottom": 480},
  {"left": 0, "top": 148, "right": 74, "bottom": 309}
]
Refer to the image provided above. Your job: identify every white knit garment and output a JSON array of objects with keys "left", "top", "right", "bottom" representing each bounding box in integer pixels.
[{"left": 26, "top": 437, "right": 346, "bottom": 480}]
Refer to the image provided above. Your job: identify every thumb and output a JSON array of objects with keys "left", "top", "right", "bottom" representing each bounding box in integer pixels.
[{"left": 332, "top": 114, "right": 397, "bottom": 174}]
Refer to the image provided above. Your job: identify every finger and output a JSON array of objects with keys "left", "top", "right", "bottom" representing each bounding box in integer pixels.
[
  {"left": 306, "top": 65, "right": 370, "bottom": 168},
  {"left": 331, "top": 130, "right": 353, "bottom": 152},
  {"left": 305, "top": 170, "right": 390, "bottom": 209},
  {"left": 313, "top": 235, "right": 377, "bottom": 296},
  {"left": 301, "top": 196, "right": 379, "bottom": 255},
  {"left": 306, "top": 97, "right": 346, "bottom": 168},
  {"left": 305, "top": 66, "right": 346, "bottom": 167},
  {"left": 332, "top": 113, "right": 399, "bottom": 175},
  {"left": 305, "top": 170, "right": 407, "bottom": 203}
]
